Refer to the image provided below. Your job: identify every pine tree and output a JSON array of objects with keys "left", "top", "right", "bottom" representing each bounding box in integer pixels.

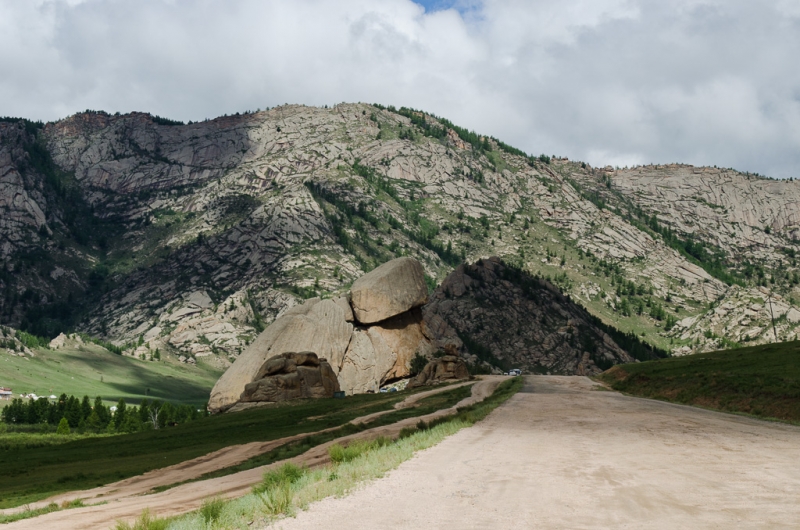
[
  {"left": 80, "top": 395, "right": 92, "bottom": 421},
  {"left": 65, "top": 396, "right": 82, "bottom": 427},
  {"left": 94, "top": 396, "right": 110, "bottom": 428},
  {"left": 113, "top": 398, "right": 127, "bottom": 430},
  {"left": 85, "top": 409, "right": 103, "bottom": 431},
  {"left": 56, "top": 417, "right": 71, "bottom": 435}
]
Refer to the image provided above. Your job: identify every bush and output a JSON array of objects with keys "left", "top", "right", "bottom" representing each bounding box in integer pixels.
[{"left": 410, "top": 353, "right": 428, "bottom": 375}]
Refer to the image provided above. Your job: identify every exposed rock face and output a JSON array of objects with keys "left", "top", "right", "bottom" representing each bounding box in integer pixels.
[
  {"left": 367, "top": 308, "right": 434, "bottom": 380},
  {"left": 208, "top": 298, "right": 352, "bottom": 413},
  {"left": 0, "top": 325, "right": 35, "bottom": 357},
  {"left": 240, "top": 352, "right": 339, "bottom": 403},
  {"left": 423, "top": 257, "right": 659, "bottom": 375},
  {"left": 350, "top": 257, "right": 428, "bottom": 324},
  {"left": 408, "top": 354, "right": 469, "bottom": 388},
  {"left": 336, "top": 307, "right": 437, "bottom": 395},
  {"left": 337, "top": 328, "right": 394, "bottom": 395}
]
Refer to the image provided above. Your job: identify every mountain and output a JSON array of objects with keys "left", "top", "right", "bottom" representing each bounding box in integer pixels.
[{"left": 1, "top": 104, "right": 798, "bottom": 371}]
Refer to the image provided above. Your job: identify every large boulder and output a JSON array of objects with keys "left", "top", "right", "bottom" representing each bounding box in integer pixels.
[
  {"left": 240, "top": 352, "right": 340, "bottom": 402},
  {"left": 408, "top": 353, "right": 470, "bottom": 388},
  {"left": 350, "top": 257, "right": 428, "bottom": 324},
  {"left": 208, "top": 298, "right": 352, "bottom": 413}
]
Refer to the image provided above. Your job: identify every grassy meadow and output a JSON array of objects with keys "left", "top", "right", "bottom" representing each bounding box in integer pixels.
[
  {"left": 0, "top": 383, "right": 470, "bottom": 509},
  {"left": 598, "top": 340, "right": 800, "bottom": 423},
  {"left": 0, "top": 344, "right": 222, "bottom": 407}
]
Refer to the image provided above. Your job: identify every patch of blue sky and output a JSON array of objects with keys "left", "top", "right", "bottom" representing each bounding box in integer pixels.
[{"left": 412, "top": 0, "right": 481, "bottom": 15}]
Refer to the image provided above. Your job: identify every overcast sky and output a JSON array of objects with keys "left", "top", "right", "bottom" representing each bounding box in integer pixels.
[{"left": 1, "top": 0, "right": 799, "bottom": 178}]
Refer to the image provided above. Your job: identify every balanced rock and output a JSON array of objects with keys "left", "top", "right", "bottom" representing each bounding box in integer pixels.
[
  {"left": 408, "top": 353, "right": 469, "bottom": 388},
  {"left": 240, "top": 352, "right": 340, "bottom": 403},
  {"left": 350, "top": 257, "right": 428, "bottom": 324},
  {"left": 209, "top": 257, "right": 457, "bottom": 412},
  {"left": 208, "top": 298, "right": 352, "bottom": 413}
]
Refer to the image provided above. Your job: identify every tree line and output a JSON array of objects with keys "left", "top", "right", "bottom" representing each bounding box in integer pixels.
[{"left": 1, "top": 394, "right": 205, "bottom": 433}]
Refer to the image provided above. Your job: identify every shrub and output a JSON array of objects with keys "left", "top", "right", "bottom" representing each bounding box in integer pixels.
[{"left": 410, "top": 353, "right": 428, "bottom": 375}]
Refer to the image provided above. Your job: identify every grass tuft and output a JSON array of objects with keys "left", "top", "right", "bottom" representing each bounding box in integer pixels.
[
  {"left": 114, "top": 509, "right": 170, "bottom": 530},
  {"left": 328, "top": 436, "right": 391, "bottom": 464},
  {"left": 253, "top": 463, "right": 304, "bottom": 494},
  {"left": 198, "top": 497, "right": 224, "bottom": 524},
  {"left": 258, "top": 484, "right": 294, "bottom": 516}
]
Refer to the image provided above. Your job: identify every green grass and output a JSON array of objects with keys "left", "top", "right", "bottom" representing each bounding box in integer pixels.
[
  {"left": 149, "top": 384, "right": 474, "bottom": 491},
  {"left": 0, "top": 499, "right": 85, "bottom": 524},
  {"left": 0, "top": 385, "right": 446, "bottom": 509},
  {"left": 0, "top": 428, "right": 114, "bottom": 450},
  {"left": 598, "top": 341, "right": 800, "bottom": 423},
  {"left": 0, "top": 344, "right": 222, "bottom": 407}
]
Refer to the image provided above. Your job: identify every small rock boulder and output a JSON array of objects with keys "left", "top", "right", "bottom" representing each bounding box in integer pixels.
[
  {"left": 240, "top": 352, "right": 340, "bottom": 403},
  {"left": 408, "top": 354, "right": 470, "bottom": 388},
  {"left": 350, "top": 257, "right": 428, "bottom": 324}
]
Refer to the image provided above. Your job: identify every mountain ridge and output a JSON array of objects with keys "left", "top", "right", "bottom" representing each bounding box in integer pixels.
[{"left": 1, "top": 103, "right": 799, "bottom": 370}]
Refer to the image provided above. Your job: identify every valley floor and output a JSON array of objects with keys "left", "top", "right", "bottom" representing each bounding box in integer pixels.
[
  {"left": 269, "top": 376, "right": 800, "bottom": 530},
  {"left": 2, "top": 378, "right": 503, "bottom": 530}
]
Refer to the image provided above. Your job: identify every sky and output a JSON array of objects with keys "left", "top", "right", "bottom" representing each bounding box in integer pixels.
[{"left": 1, "top": 0, "right": 799, "bottom": 178}]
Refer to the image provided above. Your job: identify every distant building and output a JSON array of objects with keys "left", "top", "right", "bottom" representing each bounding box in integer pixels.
[{"left": 0, "top": 387, "right": 12, "bottom": 400}]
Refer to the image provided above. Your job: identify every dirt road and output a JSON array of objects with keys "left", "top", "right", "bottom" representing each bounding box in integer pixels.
[
  {"left": 270, "top": 376, "right": 800, "bottom": 530},
  {"left": 5, "top": 377, "right": 502, "bottom": 530}
]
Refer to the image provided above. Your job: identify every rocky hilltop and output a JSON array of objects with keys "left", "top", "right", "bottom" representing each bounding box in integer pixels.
[
  {"left": 1, "top": 104, "right": 799, "bottom": 368},
  {"left": 424, "top": 257, "right": 662, "bottom": 375}
]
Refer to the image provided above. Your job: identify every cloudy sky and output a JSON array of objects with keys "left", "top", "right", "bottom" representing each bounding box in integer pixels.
[{"left": 1, "top": 0, "right": 799, "bottom": 178}]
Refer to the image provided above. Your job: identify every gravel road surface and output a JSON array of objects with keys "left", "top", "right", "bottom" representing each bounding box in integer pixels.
[{"left": 270, "top": 376, "right": 800, "bottom": 530}]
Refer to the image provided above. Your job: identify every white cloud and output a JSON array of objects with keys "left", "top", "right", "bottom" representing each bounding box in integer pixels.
[{"left": 0, "top": 0, "right": 798, "bottom": 178}]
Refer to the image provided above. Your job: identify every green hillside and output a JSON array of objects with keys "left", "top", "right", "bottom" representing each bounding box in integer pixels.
[
  {"left": 598, "top": 340, "right": 800, "bottom": 423},
  {"left": 0, "top": 344, "right": 222, "bottom": 407}
]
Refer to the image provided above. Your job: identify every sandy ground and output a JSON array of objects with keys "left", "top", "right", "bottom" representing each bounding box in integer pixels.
[
  {"left": 4, "top": 377, "right": 502, "bottom": 530},
  {"left": 269, "top": 376, "right": 800, "bottom": 530}
]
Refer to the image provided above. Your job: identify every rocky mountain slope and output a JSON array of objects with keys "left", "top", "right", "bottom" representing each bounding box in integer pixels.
[
  {"left": 424, "top": 257, "right": 663, "bottom": 375},
  {"left": 1, "top": 104, "right": 799, "bottom": 369}
]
